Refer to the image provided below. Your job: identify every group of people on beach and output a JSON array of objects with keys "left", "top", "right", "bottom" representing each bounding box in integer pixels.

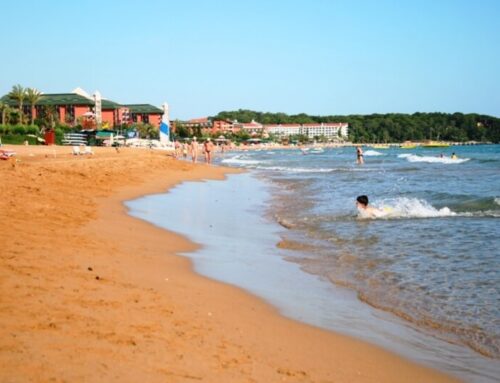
[{"left": 174, "top": 137, "right": 224, "bottom": 164}]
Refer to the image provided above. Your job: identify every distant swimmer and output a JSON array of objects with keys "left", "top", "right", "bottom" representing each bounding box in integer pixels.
[
  {"left": 356, "top": 195, "right": 385, "bottom": 218},
  {"left": 356, "top": 145, "right": 364, "bottom": 164},
  {"left": 451, "top": 152, "right": 458, "bottom": 160}
]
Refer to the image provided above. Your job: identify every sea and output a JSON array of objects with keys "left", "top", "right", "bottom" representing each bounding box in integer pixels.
[{"left": 126, "top": 144, "right": 500, "bottom": 383}]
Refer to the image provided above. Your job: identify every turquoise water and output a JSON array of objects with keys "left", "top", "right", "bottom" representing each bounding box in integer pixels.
[{"left": 217, "top": 145, "right": 500, "bottom": 360}]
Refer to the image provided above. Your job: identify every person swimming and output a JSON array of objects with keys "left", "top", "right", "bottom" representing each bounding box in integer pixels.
[
  {"left": 451, "top": 152, "right": 457, "bottom": 160},
  {"left": 356, "top": 195, "right": 385, "bottom": 218}
]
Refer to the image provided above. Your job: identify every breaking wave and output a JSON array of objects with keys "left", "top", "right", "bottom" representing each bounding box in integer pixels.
[
  {"left": 221, "top": 155, "right": 261, "bottom": 165},
  {"left": 360, "top": 197, "right": 457, "bottom": 219},
  {"left": 364, "top": 150, "right": 384, "bottom": 156},
  {"left": 398, "top": 153, "right": 470, "bottom": 164}
]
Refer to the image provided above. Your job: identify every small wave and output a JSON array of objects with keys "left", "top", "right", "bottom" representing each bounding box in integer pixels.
[
  {"left": 221, "top": 156, "right": 260, "bottom": 165},
  {"left": 495, "top": 197, "right": 500, "bottom": 206},
  {"left": 399, "top": 154, "right": 470, "bottom": 164},
  {"left": 361, "top": 197, "right": 457, "bottom": 219},
  {"left": 364, "top": 150, "right": 384, "bottom": 156},
  {"left": 256, "top": 166, "right": 335, "bottom": 173}
]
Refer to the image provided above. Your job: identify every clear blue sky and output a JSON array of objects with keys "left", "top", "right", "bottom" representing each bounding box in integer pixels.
[{"left": 1, "top": 0, "right": 499, "bottom": 119}]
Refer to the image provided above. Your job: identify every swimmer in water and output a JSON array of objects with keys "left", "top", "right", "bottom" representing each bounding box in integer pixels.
[{"left": 356, "top": 195, "right": 385, "bottom": 218}]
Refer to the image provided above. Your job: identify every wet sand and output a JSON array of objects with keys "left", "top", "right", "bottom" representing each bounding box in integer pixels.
[{"left": 0, "top": 144, "right": 460, "bottom": 382}]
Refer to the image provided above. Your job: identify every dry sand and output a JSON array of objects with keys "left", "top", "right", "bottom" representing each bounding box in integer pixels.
[{"left": 0, "top": 144, "right": 461, "bottom": 382}]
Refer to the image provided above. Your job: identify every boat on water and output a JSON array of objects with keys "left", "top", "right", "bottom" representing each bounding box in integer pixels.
[
  {"left": 422, "top": 141, "right": 450, "bottom": 148},
  {"left": 370, "top": 144, "right": 390, "bottom": 149}
]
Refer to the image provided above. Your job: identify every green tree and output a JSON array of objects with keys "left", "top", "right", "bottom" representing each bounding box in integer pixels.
[
  {"left": 8, "top": 84, "right": 26, "bottom": 124},
  {"left": 0, "top": 102, "right": 12, "bottom": 124},
  {"left": 25, "top": 88, "right": 42, "bottom": 125},
  {"left": 135, "top": 123, "right": 159, "bottom": 139}
]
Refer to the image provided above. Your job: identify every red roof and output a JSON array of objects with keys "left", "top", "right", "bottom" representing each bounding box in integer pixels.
[{"left": 188, "top": 117, "right": 209, "bottom": 123}]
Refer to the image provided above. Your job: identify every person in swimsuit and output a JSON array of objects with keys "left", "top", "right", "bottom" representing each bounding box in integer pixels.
[
  {"left": 204, "top": 138, "right": 214, "bottom": 164},
  {"left": 356, "top": 145, "right": 364, "bottom": 164}
]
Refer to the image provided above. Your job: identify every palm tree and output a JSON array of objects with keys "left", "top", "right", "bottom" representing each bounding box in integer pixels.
[
  {"left": 0, "top": 102, "right": 12, "bottom": 125},
  {"left": 0, "top": 102, "right": 5, "bottom": 124},
  {"left": 8, "top": 84, "right": 26, "bottom": 124},
  {"left": 25, "top": 88, "right": 42, "bottom": 125}
]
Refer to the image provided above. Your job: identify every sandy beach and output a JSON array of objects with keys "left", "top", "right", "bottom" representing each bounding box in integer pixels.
[{"left": 0, "top": 144, "right": 460, "bottom": 382}]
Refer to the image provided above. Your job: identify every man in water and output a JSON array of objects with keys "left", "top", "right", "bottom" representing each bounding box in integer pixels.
[
  {"left": 356, "top": 145, "right": 364, "bottom": 164},
  {"left": 356, "top": 195, "right": 384, "bottom": 218}
]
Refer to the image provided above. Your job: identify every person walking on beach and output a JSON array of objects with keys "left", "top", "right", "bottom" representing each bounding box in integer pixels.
[
  {"left": 356, "top": 145, "right": 364, "bottom": 164},
  {"left": 190, "top": 137, "right": 199, "bottom": 163},
  {"left": 204, "top": 138, "right": 214, "bottom": 164},
  {"left": 174, "top": 140, "right": 181, "bottom": 159}
]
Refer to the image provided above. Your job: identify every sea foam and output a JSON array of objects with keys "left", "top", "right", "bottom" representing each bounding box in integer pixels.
[
  {"left": 371, "top": 197, "right": 456, "bottom": 219},
  {"left": 364, "top": 150, "right": 384, "bottom": 156},
  {"left": 398, "top": 154, "right": 469, "bottom": 164}
]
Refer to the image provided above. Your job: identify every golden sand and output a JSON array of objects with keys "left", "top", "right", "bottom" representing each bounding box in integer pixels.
[{"left": 0, "top": 145, "right": 460, "bottom": 382}]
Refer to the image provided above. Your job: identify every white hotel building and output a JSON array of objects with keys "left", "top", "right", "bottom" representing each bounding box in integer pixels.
[
  {"left": 265, "top": 124, "right": 301, "bottom": 137},
  {"left": 265, "top": 122, "right": 349, "bottom": 140}
]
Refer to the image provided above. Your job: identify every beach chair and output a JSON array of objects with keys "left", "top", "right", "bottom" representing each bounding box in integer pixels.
[{"left": 72, "top": 146, "right": 81, "bottom": 155}]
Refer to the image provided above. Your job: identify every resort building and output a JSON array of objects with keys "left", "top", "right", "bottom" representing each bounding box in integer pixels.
[
  {"left": 300, "top": 123, "right": 349, "bottom": 140},
  {"left": 265, "top": 124, "right": 301, "bottom": 138},
  {"left": 1, "top": 88, "right": 164, "bottom": 128},
  {"left": 176, "top": 117, "right": 349, "bottom": 141},
  {"left": 123, "top": 104, "right": 164, "bottom": 128},
  {"left": 211, "top": 119, "right": 235, "bottom": 134},
  {"left": 233, "top": 120, "right": 264, "bottom": 136}
]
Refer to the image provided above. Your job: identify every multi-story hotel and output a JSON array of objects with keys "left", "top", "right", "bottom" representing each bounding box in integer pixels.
[
  {"left": 179, "top": 118, "right": 349, "bottom": 140},
  {"left": 300, "top": 123, "right": 349, "bottom": 140},
  {"left": 265, "top": 124, "right": 301, "bottom": 137}
]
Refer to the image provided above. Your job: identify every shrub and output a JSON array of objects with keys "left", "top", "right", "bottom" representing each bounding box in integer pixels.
[
  {"left": 12, "top": 125, "right": 26, "bottom": 135},
  {"left": 55, "top": 128, "right": 64, "bottom": 145},
  {"left": 0, "top": 134, "right": 37, "bottom": 145},
  {"left": 26, "top": 125, "right": 40, "bottom": 135}
]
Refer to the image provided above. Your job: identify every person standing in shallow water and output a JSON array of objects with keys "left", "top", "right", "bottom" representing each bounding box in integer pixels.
[{"left": 356, "top": 145, "right": 364, "bottom": 164}]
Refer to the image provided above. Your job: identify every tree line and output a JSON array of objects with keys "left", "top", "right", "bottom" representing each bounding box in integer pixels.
[{"left": 213, "top": 110, "right": 500, "bottom": 143}]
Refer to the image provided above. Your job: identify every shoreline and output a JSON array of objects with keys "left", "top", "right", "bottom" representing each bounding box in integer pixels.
[{"left": 1, "top": 145, "right": 460, "bottom": 382}]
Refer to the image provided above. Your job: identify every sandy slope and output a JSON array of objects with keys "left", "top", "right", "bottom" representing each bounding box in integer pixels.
[{"left": 0, "top": 145, "right": 460, "bottom": 382}]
